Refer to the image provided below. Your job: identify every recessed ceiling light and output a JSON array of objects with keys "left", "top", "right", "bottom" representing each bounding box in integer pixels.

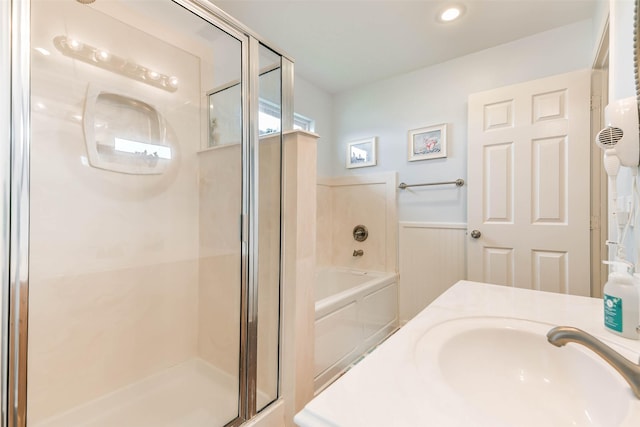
[{"left": 438, "top": 5, "right": 465, "bottom": 23}]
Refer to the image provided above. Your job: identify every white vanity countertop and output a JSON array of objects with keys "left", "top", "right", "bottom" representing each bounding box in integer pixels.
[{"left": 294, "top": 281, "right": 640, "bottom": 427}]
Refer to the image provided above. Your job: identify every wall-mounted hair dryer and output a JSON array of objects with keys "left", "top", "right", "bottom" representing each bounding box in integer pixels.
[
  {"left": 596, "top": 96, "right": 640, "bottom": 202},
  {"left": 596, "top": 96, "right": 640, "bottom": 263},
  {"left": 596, "top": 96, "right": 640, "bottom": 169}
]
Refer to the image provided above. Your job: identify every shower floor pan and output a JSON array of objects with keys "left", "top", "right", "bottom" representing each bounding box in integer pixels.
[{"left": 32, "top": 358, "right": 241, "bottom": 427}]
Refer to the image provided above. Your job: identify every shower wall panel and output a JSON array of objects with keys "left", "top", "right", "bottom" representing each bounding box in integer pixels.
[
  {"left": 257, "top": 135, "right": 283, "bottom": 406},
  {"left": 28, "top": 2, "right": 202, "bottom": 423},
  {"left": 197, "top": 144, "right": 242, "bottom": 378},
  {"left": 196, "top": 136, "right": 282, "bottom": 401}
]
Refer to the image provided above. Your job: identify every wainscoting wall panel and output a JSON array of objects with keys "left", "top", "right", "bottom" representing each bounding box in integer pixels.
[{"left": 398, "top": 222, "right": 467, "bottom": 323}]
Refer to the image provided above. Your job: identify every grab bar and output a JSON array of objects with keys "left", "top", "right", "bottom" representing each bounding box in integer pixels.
[{"left": 398, "top": 179, "right": 464, "bottom": 190}]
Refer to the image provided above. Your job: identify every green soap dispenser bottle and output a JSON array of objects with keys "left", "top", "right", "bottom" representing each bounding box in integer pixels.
[{"left": 603, "top": 262, "right": 640, "bottom": 340}]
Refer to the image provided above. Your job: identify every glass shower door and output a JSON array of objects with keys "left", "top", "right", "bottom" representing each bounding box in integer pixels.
[{"left": 27, "top": 1, "right": 246, "bottom": 425}]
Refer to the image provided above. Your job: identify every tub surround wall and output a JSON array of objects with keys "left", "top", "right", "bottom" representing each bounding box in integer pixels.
[
  {"left": 316, "top": 184, "right": 333, "bottom": 268},
  {"left": 317, "top": 173, "right": 398, "bottom": 273}
]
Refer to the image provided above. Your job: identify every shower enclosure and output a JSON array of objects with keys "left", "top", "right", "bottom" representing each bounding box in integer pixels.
[{"left": 1, "top": 0, "right": 291, "bottom": 426}]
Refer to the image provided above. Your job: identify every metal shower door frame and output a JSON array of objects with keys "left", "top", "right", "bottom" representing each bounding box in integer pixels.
[
  {"left": 2, "top": 1, "right": 294, "bottom": 426},
  {"left": 1, "top": 0, "right": 12, "bottom": 426}
]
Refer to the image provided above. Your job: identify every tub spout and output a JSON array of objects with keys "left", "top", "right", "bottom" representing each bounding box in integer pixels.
[
  {"left": 353, "top": 249, "right": 364, "bottom": 257},
  {"left": 547, "top": 326, "right": 640, "bottom": 399}
]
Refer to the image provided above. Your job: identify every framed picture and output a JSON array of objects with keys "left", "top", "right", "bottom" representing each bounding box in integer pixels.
[
  {"left": 346, "top": 137, "right": 377, "bottom": 169},
  {"left": 408, "top": 124, "right": 447, "bottom": 161}
]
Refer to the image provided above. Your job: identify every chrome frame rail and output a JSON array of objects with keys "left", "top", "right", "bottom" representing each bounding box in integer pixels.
[
  {"left": 278, "top": 56, "right": 294, "bottom": 403},
  {"left": 8, "top": 0, "right": 31, "bottom": 425},
  {"left": 1, "top": 0, "right": 11, "bottom": 425},
  {"left": 245, "top": 36, "right": 261, "bottom": 420}
]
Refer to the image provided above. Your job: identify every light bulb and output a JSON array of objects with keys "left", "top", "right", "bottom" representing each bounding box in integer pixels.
[
  {"left": 168, "top": 76, "right": 179, "bottom": 89},
  {"left": 147, "top": 70, "right": 160, "bottom": 80},
  {"left": 67, "top": 38, "right": 83, "bottom": 51},
  {"left": 34, "top": 47, "right": 51, "bottom": 56},
  {"left": 441, "top": 7, "right": 460, "bottom": 21},
  {"left": 438, "top": 5, "right": 465, "bottom": 23},
  {"left": 95, "top": 49, "right": 111, "bottom": 62}
]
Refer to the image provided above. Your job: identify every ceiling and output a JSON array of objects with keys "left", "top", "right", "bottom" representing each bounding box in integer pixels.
[{"left": 212, "top": 0, "right": 599, "bottom": 94}]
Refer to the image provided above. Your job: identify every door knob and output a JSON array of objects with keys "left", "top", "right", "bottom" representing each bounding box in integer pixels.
[{"left": 470, "top": 229, "right": 481, "bottom": 239}]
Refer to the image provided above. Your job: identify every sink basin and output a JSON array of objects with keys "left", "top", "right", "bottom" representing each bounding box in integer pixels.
[{"left": 414, "top": 317, "right": 634, "bottom": 427}]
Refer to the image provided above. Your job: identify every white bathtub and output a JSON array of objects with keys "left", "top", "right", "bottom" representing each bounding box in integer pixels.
[{"left": 314, "top": 267, "right": 398, "bottom": 392}]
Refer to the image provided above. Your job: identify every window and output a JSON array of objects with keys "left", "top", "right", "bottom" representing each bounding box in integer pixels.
[{"left": 259, "top": 99, "right": 314, "bottom": 135}]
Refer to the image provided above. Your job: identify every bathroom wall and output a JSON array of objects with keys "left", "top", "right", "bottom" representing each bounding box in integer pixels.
[
  {"left": 294, "top": 75, "right": 334, "bottom": 177},
  {"left": 317, "top": 173, "right": 397, "bottom": 273},
  {"left": 310, "top": 19, "right": 598, "bottom": 316},
  {"left": 398, "top": 223, "right": 466, "bottom": 322},
  {"left": 608, "top": 0, "right": 638, "bottom": 271},
  {"left": 328, "top": 19, "right": 595, "bottom": 223}
]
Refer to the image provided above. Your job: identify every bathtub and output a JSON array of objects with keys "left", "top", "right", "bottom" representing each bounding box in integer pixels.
[{"left": 314, "top": 267, "right": 398, "bottom": 392}]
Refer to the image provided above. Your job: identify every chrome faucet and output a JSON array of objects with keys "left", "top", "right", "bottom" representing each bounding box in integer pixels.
[
  {"left": 352, "top": 249, "right": 364, "bottom": 257},
  {"left": 547, "top": 326, "right": 640, "bottom": 399}
]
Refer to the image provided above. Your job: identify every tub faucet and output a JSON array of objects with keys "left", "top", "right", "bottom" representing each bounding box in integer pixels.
[
  {"left": 353, "top": 249, "right": 364, "bottom": 257},
  {"left": 547, "top": 326, "right": 640, "bottom": 399}
]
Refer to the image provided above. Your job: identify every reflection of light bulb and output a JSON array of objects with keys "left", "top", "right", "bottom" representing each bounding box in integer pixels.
[
  {"left": 95, "top": 49, "right": 110, "bottom": 62},
  {"left": 168, "top": 76, "right": 179, "bottom": 89},
  {"left": 147, "top": 70, "right": 160, "bottom": 80},
  {"left": 34, "top": 47, "right": 51, "bottom": 56},
  {"left": 67, "top": 38, "right": 82, "bottom": 51},
  {"left": 35, "top": 102, "right": 46, "bottom": 110}
]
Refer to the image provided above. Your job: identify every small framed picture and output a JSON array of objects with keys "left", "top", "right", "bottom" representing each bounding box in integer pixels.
[
  {"left": 408, "top": 124, "right": 447, "bottom": 161},
  {"left": 346, "top": 137, "right": 377, "bottom": 169}
]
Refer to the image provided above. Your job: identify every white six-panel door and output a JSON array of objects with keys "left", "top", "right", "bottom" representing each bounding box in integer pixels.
[{"left": 467, "top": 70, "right": 591, "bottom": 296}]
